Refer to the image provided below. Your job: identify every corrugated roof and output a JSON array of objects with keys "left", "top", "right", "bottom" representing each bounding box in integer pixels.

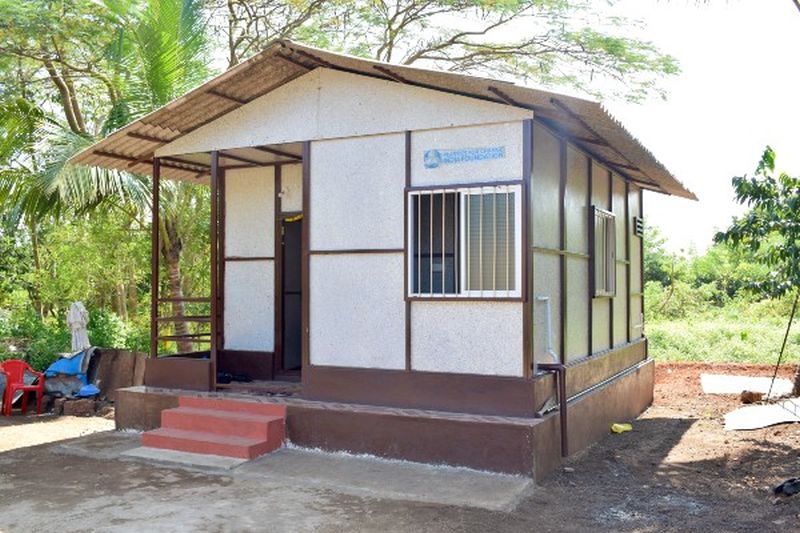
[{"left": 70, "top": 39, "right": 696, "bottom": 200}]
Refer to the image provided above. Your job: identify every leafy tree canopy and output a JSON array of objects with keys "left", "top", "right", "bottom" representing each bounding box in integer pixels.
[{"left": 715, "top": 147, "right": 800, "bottom": 298}]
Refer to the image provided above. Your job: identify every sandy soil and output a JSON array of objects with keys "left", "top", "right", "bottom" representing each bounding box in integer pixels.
[
  {"left": 1, "top": 362, "right": 799, "bottom": 532},
  {"left": 0, "top": 414, "right": 115, "bottom": 452}
]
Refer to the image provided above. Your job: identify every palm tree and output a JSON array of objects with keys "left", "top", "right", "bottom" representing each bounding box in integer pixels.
[{"left": 0, "top": 0, "right": 213, "bottom": 350}]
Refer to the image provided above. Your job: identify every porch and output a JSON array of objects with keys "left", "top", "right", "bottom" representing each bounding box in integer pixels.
[{"left": 143, "top": 140, "right": 307, "bottom": 392}]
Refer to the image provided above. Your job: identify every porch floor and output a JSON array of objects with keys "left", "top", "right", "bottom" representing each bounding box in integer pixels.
[{"left": 216, "top": 380, "right": 301, "bottom": 397}]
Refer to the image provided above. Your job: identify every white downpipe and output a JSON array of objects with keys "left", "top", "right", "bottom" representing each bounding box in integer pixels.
[{"left": 535, "top": 295, "right": 559, "bottom": 373}]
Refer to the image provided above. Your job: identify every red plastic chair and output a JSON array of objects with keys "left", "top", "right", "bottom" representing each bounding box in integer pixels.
[{"left": 1, "top": 360, "right": 45, "bottom": 416}]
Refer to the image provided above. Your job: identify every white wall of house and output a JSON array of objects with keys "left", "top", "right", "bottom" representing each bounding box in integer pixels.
[
  {"left": 310, "top": 134, "right": 405, "bottom": 250},
  {"left": 590, "top": 160, "right": 611, "bottom": 355},
  {"left": 224, "top": 166, "right": 275, "bottom": 351},
  {"left": 195, "top": 69, "right": 647, "bottom": 378},
  {"left": 612, "top": 174, "right": 628, "bottom": 346},
  {"left": 310, "top": 253, "right": 406, "bottom": 369},
  {"left": 156, "top": 68, "right": 529, "bottom": 158},
  {"left": 307, "top": 134, "right": 406, "bottom": 369},
  {"left": 410, "top": 121, "right": 526, "bottom": 186},
  {"left": 531, "top": 123, "right": 562, "bottom": 368},
  {"left": 408, "top": 121, "right": 526, "bottom": 377},
  {"left": 411, "top": 301, "right": 523, "bottom": 376},
  {"left": 532, "top": 120, "right": 645, "bottom": 369},
  {"left": 564, "top": 146, "right": 589, "bottom": 362},
  {"left": 629, "top": 184, "right": 643, "bottom": 340},
  {"left": 280, "top": 163, "right": 303, "bottom": 213}
]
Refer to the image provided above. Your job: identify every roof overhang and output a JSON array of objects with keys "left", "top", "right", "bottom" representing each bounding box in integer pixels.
[{"left": 70, "top": 39, "right": 696, "bottom": 200}]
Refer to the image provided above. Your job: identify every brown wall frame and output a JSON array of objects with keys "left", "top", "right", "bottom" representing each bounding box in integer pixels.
[
  {"left": 608, "top": 169, "right": 614, "bottom": 348},
  {"left": 587, "top": 154, "right": 593, "bottom": 356},
  {"left": 274, "top": 165, "right": 284, "bottom": 376},
  {"left": 404, "top": 131, "right": 412, "bottom": 371},
  {"left": 558, "top": 138, "right": 567, "bottom": 363},
  {"left": 218, "top": 168, "right": 226, "bottom": 351},
  {"left": 625, "top": 181, "right": 631, "bottom": 342},
  {"left": 522, "top": 119, "right": 533, "bottom": 377},
  {"left": 310, "top": 248, "right": 403, "bottom": 255},
  {"left": 209, "top": 151, "right": 220, "bottom": 387},
  {"left": 639, "top": 188, "right": 645, "bottom": 333},
  {"left": 150, "top": 158, "right": 160, "bottom": 359},
  {"left": 303, "top": 365, "right": 536, "bottom": 418},
  {"left": 301, "top": 142, "right": 311, "bottom": 376}
]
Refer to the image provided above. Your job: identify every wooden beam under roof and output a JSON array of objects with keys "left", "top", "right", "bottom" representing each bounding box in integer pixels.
[
  {"left": 208, "top": 89, "right": 248, "bottom": 105},
  {"left": 252, "top": 145, "right": 302, "bottom": 161}
]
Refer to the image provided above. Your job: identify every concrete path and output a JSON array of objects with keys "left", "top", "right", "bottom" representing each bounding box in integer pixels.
[{"left": 58, "top": 432, "right": 532, "bottom": 512}]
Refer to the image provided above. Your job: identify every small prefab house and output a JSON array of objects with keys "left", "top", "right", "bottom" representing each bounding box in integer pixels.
[{"left": 72, "top": 40, "right": 695, "bottom": 479}]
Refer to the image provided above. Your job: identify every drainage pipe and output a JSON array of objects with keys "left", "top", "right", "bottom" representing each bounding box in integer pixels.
[{"left": 537, "top": 362, "right": 568, "bottom": 458}]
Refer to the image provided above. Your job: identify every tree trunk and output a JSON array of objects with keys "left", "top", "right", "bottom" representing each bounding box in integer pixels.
[
  {"left": 27, "top": 217, "right": 44, "bottom": 319},
  {"left": 116, "top": 283, "right": 128, "bottom": 322},
  {"left": 161, "top": 215, "right": 193, "bottom": 353},
  {"left": 127, "top": 270, "right": 138, "bottom": 319}
]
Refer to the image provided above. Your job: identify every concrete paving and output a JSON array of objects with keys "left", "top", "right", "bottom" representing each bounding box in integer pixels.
[
  {"left": 54, "top": 431, "right": 532, "bottom": 512},
  {"left": 121, "top": 447, "right": 249, "bottom": 470}
]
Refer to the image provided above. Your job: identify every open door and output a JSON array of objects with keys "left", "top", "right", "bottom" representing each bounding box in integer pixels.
[{"left": 279, "top": 217, "right": 303, "bottom": 376}]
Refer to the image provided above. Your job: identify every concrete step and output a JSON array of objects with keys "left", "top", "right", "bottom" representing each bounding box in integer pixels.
[
  {"left": 179, "top": 396, "right": 287, "bottom": 418},
  {"left": 142, "top": 427, "right": 279, "bottom": 459},
  {"left": 161, "top": 407, "right": 284, "bottom": 440}
]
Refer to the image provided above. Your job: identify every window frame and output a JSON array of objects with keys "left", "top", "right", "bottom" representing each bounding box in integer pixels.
[
  {"left": 590, "top": 205, "right": 617, "bottom": 298},
  {"left": 406, "top": 183, "right": 523, "bottom": 300}
]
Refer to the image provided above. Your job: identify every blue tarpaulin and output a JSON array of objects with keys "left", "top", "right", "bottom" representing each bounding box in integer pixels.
[{"left": 44, "top": 349, "right": 93, "bottom": 385}]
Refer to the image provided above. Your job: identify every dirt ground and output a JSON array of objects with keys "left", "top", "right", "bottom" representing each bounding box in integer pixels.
[
  {"left": 1, "top": 362, "right": 800, "bottom": 532},
  {"left": 0, "top": 413, "right": 114, "bottom": 453}
]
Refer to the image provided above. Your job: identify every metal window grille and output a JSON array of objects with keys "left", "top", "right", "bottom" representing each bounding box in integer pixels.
[
  {"left": 591, "top": 206, "right": 616, "bottom": 297},
  {"left": 409, "top": 185, "right": 521, "bottom": 298}
]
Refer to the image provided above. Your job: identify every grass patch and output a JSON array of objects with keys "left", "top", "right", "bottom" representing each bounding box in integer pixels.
[{"left": 647, "top": 317, "right": 800, "bottom": 364}]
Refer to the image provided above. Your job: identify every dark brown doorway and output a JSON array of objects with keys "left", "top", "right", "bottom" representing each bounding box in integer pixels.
[{"left": 280, "top": 217, "right": 303, "bottom": 374}]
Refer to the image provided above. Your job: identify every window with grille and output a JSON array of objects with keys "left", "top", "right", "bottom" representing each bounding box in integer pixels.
[
  {"left": 591, "top": 206, "right": 616, "bottom": 297},
  {"left": 408, "top": 185, "right": 522, "bottom": 298}
]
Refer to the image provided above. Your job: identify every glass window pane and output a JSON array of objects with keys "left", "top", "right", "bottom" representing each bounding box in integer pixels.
[{"left": 466, "top": 191, "right": 515, "bottom": 292}]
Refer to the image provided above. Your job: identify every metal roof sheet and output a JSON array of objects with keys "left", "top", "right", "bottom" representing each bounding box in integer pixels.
[{"left": 70, "top": 39, "right": 695, "bottom": 200}]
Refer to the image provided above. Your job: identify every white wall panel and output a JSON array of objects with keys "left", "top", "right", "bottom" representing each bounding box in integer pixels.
[
  {"left": 612, "top": 174, "right": 628, "bottom": 347},
  {"left": 630, "top": 295, "right": 643, "bottom": 340},
  {"left": 310, "top": 253, "right": 405, "bottom": 369},
  {"left": 224, "top": 260, "right": 275, "bottom": 351},
  {"left": 565, "top": 146, "right": 588, "bottom": 254},
  {"left": 532, "top": 123, "right": 560, "bottom": 250},
  {"left": 158, "top": 68, "right": 529, "bottom": 157},
  {"left": 613, "top": 265, "right": 628, "bottom": 346},
  {"left": 592, "top": 161, "right": 610, "bottom": 209},
  {"left": 280, "top": 163, "right": 303, "bottom": 213},
  {"left": 410, "top": 122, "right": 524, "bottom": 186},
  {"left": 310, "top": 134, "right": 405, "bottom": 250},
  {"left": 225, "top": 167, "right": 275, "bottom": 257},
  {"left": 565, "top": 257, "right": 589, "bottom": 361},
  {"left": 592, "top": 298, "right": 610, "bottom": 353},
  {"left": 533, "top": 253, "right": 561, "bottom": 367},
  {"left": 411, "top": 301, "right": 523, "bottom": 376},
  {"left": 612, "top": 175, "right": 626, "bottom": 258},
  {"left": 629, "top": 185, "right": 642, "bottom": 293}
]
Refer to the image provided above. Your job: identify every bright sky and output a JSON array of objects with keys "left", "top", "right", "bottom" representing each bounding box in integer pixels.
[{"left": 602, "top": 0, "right": 800, "bottom": 253}]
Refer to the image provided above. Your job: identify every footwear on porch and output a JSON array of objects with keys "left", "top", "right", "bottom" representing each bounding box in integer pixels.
[{"left": 141, "top": 396, "right": 286, "bottom": 459}]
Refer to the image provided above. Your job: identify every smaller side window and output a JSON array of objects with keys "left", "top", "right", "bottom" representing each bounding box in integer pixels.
[{"left": 591, "top": 206, "right": 616, "bottom": 297}]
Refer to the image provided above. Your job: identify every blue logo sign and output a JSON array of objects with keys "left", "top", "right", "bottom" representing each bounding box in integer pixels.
[{"left": 423, "top": 146, "right": 506, "bottom": 169}]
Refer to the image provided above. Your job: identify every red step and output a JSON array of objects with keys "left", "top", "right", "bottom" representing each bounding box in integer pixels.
[
  {"left": 179, "top": 396, "right": 287, "bottom": 417},
  {"left": 140, "top": 396, "right": 287, "bottom": 460},
  {"left": 161, "top": 407, "right": 284, "bottom": 440},
  {"left": 142, "top": 428, "right": 275, "bottom": 459}
]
